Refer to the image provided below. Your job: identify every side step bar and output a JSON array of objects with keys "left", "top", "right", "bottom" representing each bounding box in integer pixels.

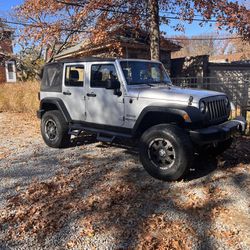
[
  {"left": 96, "top": 134, "right": 115, "bottom": 143},
  {"left": 68, "top": 124, "right": 133, "bottom": 140}
]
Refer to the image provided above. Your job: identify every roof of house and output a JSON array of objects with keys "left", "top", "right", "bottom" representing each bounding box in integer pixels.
[
  {"left": 55, "top": 28, "right": 182, "bottom": 60},
  {"left": 209, "top": 52, "right": 250, "bottom": 63}
]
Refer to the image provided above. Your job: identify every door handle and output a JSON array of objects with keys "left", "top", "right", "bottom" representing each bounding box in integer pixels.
[
  {"left": 63, "top": 91, "right": 71, "bottom": 95},
  {"left": 87, "top": 93, "right": 96, "bottom": 97}
]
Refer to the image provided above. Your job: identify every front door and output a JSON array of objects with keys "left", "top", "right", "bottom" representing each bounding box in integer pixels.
[
  {"left": 62, "top": 63, "right": 86, "bottom": 121},
  {"left": 85, "top": 63, "right": 124, "bottom": 126}
]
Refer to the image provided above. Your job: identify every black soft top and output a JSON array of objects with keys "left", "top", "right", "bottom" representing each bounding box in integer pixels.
[{"left": 55, "top": 57, "right": 116, "bottom": 64}]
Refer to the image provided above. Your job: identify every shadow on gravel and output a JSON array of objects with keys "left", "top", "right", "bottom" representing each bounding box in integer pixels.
[
  {"left": 221, "top": 136, "right": 250, "bottom": 165},
  {"left": 98, "top": 141, "right": 250, "bottom": 249},
  {"left": 1, "top": 136, "right": 249, "bottom": 249},
  {"left": 70, "top": 134, "right": 98, "bottom": 147},
  {"left": 81, "top": 166, "right": 234, "bottom": 249},
  {"left": 70, "top": 134, "right": 250, "bottom": 182},
  {"left": 184, "top": 155, "right": 218, "bottom": 181}
]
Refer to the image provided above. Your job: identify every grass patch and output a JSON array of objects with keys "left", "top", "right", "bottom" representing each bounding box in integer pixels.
[{"left": 0, "top": 82, "right": 39, "bottom": 113}]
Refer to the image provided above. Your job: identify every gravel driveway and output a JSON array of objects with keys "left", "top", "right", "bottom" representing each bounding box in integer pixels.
[{"left": 0, "top": 112, "right": 249, "bottom": 250}]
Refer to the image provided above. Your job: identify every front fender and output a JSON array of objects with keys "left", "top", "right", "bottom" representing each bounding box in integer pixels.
[{"left": 132, "top": 105, "right": 203, "bottom": 135}]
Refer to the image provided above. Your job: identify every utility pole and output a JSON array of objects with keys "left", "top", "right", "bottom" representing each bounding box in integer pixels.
[{"left": 149, "top": 0, "right": 160, "bottom": 60}]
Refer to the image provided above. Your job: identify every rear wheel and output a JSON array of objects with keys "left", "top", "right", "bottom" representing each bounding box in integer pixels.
[
  {"left": 139, "top": 124, "right": 194, "bottom": 181},
  {"left": 41, "top": 110, "right": 71, "bottom": 148}
]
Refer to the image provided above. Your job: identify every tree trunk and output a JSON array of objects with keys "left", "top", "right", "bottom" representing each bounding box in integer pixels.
[{"left": 149, "top": 0, "right": 160, "bottom": 60}]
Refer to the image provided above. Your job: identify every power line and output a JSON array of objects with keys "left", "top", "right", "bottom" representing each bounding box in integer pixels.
[
  {"left": 161, "top": 10, "right": 207, "bottom": 18},
  {"left": 0, "top": 19, "right": 91, "bottom": 33},
  {"left": 1, "top": 20, "right": 40, "bottom": 28},
  {"left": 169, "top": 36, "right": 243, "bottom": 41},
  {"left": 56, "top": 0, "right": 219, "bottom": 23},
  {"left": 161, "top": 16, "right": 218, "bottom": 23},
  {"left": 56, "top": 0, "right": 217, "bottom": 20},
  {"left": 0, "top": 18, "right": 242, "bottom": 41}
]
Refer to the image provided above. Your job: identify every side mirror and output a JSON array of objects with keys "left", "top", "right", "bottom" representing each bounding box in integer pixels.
[
  {"left": 105, "top": 79, "right": 120, "bottom": 90},
  {"left": 105, "top": 79, "right": 122, "bottom": 97}
]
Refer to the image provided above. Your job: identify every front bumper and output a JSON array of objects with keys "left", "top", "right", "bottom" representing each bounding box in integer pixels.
[{"left": 189, "top": 116, "right": 247, "bottom": 145}]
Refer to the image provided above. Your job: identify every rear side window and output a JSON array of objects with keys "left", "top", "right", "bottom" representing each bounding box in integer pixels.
[
  {"left": 91, "top": 64, "right": 118, "bottom": 88},
  {"left": 41, "top": 63, "right": 63, "bottom": 92},
  {"left": 65, "top": 65, "right": 84, "bottom": 87}
]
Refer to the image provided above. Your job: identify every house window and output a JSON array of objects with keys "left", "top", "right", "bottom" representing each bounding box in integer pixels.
[
  {"left": 90, "top": 64, "right": 118, "bottom": 88},
  {"left": 5, "top": 61, "right": 16, "bottom": 83},
  {"left": 65, "top": 65, "right": 84, "bottom": 87}
]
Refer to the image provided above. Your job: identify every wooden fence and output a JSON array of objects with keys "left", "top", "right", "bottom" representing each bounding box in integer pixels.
[{"left": 171, "top": 77, "right": 250, "bottom": 119}]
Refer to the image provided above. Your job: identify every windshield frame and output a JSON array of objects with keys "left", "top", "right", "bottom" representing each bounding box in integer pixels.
[{"left": 119, "top": 60, "right": 172, "bottom": 86}]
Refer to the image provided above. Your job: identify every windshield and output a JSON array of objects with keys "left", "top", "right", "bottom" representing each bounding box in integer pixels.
[{"left": 120, "top": 61, "right": 172, "bottom": 86}]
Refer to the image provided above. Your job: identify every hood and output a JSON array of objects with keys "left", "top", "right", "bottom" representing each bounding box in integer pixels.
[{"left": 127, "top": 85, "right": 225, "bottom": 104}]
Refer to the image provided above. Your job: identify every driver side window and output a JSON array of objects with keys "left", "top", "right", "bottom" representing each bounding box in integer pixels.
[{"left": 91, "top": 64, "right": 118, "bottom": 88}]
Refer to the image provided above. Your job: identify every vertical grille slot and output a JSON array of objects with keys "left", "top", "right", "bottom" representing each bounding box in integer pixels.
[{"left": 203, "top": 97, "right": 228, "bottom": 124}]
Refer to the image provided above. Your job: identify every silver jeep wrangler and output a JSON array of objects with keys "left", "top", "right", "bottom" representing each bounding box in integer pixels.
[{"left": 38, "top": 58, "right": 247, "bottom": 181}]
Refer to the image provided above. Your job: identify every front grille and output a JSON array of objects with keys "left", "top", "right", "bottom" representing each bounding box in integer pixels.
[{"left": 203, "top": 96, "right": 229, "bottom": 124}]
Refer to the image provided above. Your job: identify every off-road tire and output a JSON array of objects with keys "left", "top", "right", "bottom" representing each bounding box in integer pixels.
[
  {"left": 139, "top": 124, "right": 194, "bottom": 181},
  {"left": 41, "top": 110, "right": 71, "bottom": 148}
]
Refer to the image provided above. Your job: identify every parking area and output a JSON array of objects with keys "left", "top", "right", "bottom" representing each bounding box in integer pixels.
[{"left": 0, "top": 112, "right": 249, "bottom": 250}]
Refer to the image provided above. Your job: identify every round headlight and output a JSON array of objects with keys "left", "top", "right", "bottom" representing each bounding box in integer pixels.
[
  {"left": 200, "top": 101, "right": 206, "bottom": 113},
  {"left": 224, "top": 98, "right": 229, "bottom": 107}
]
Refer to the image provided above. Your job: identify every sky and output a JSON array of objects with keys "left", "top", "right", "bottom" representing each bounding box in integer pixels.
[
  {"left": 0, "top": 0, "right": 22, "bottom": 15},
  {"left": 0, "top": 0, "right": 217, "bottom": 37},
  {"left": 0, "top": 0, "right": 245, "bottom": 53}
]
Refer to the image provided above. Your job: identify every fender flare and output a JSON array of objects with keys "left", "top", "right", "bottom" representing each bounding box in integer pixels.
[
  {"left": 132, "top": 105, "right": 203, "bottom": 135},
  {"left": 39, "top": 98, "right": 72, "bottom": 122}
]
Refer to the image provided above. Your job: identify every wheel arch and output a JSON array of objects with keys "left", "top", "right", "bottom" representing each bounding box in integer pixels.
[
  {"left": 132, "top": 106, "right": 193, "bottom": 137},
  {"left": 38, "top": 98, "right": 72, "bottom": 122}
]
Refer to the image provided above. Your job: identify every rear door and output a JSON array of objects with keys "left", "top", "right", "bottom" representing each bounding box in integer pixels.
[
  {"left": 61, "top": 63, "right": 86, "bottom": 121},
  {"left": 85, "top": 62, "right": 125, "bottom": 126}
]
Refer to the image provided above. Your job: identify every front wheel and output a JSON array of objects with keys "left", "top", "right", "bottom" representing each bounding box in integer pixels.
[
  {"left": 139, "top": 124, "right": 194, "bottom": 181},
  {"left": 41, "top": 110, "right": 71, "bottom": 148}
]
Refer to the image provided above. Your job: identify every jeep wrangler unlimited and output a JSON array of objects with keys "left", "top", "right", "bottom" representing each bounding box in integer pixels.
[{"left": 37, "top": 58, "right": 247, "bottom": 181}]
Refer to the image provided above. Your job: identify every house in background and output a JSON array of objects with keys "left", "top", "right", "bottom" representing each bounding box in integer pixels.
[
  {"left": 54, "top": 27, "right": 182, "bottom": 72},
  {"left": 171, "top": 54, "right": 250, "bottom": 81},
  {"left": 209, "top": 52, "right": 250, "bottom": 63},
  {"left": 0, "top": 20, "right": 16, "bottom": 83}
]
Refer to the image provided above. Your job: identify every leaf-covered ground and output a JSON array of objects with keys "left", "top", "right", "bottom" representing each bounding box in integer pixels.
[{"left": 0, "top": 112, "right": 249, "bottom": 250}]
